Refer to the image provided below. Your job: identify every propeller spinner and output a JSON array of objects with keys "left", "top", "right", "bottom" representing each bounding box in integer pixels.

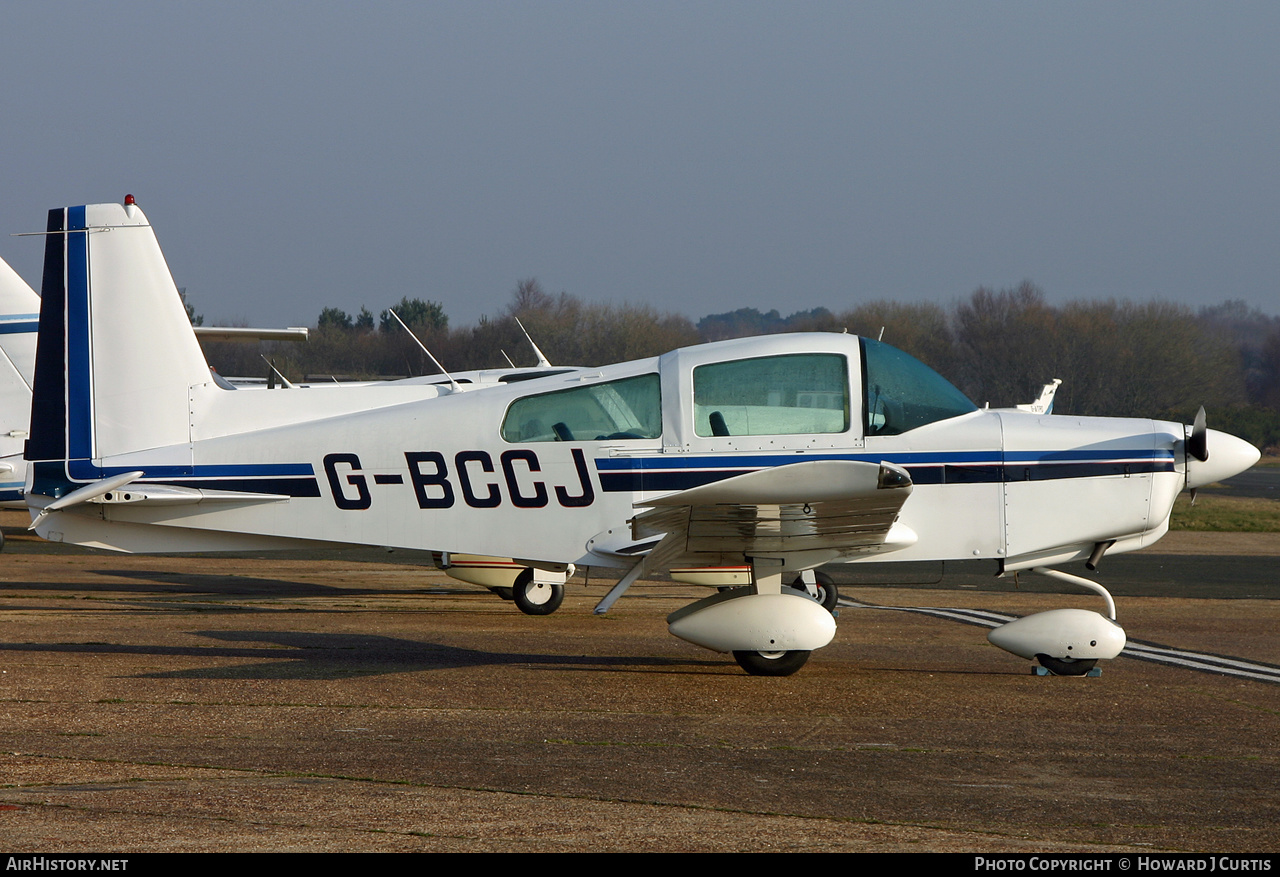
[{"left": 1184, "top": 407, "right": 1259, "bottom": 490}]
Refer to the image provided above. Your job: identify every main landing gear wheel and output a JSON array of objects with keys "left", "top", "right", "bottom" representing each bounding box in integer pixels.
[
  {"left": 733, "top": 649, "right": 811, "bottom": 677},
  {"left": 1035, "top": 654, "right": 1098, "bottom": 676},
  {"left": 792, "top": 571, "right": 839, "bottom": 613},
  {"left": 512, "top": 570, "right": 565, "bottom": 616}
]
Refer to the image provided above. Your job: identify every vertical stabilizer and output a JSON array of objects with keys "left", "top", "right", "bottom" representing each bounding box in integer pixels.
[
  {"left": 0, "top": 255, "right": 40, "bottom": 391},
  {"left": 0, "top": 257, "right": 40, "bottom": 461},
  {"left": 27, "top": 201, "right": 211, "bottom": 472}
]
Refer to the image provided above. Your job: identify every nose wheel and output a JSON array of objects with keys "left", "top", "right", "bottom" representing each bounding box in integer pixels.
[
  {"left": 732, "top": 649, "right": 812, "bottom": 676},
  {"left": 1035, "top": 654, "right": 1099, "bottom": 676},
  {"left": 988, "top": 568, "right": 1126, "bottom": 674}
]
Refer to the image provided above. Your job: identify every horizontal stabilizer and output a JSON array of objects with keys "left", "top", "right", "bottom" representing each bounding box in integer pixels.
[
  {"left": 28, "top": 471, "right": 289, "bottom": 529},
  {"left": 28, "top": 470, "right": 145, "bottom": 529},
  {"left": 85, "top": 483, "right": 291, "bottom": 506}
]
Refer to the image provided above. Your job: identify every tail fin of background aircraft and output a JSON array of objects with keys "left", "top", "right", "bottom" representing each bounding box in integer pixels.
[
  {"left": 1015, "top": 379, "right": 1062, "bottom": 415},
  {"left": 0, "top": 256, "right": 40, "bottom": 466},
  {"left": 0, "top": 255, "right": 41, "bottom": 391},
  {"left": 28, "top": 201, "right": 211, "bottom": 468}
]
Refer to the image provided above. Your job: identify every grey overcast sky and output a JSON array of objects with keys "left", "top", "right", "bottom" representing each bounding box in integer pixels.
[{"left": 3, "top": 2, "right": 1278, "bottom": 329}]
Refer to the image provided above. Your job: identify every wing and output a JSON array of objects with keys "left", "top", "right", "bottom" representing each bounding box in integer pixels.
[{"left": 630, "top": 459, "right": 915, "bottom": 571}]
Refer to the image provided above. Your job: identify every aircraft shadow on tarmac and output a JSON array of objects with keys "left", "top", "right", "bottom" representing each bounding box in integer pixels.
[
  {"left": 1, "top": 569, "right": 454, "bottom": 601},
  {"left": 0, "top": 630, "right": 721, "bottom": 680},
  {"left": 85, "top": 569, "right": 457, "bottom": 600}
]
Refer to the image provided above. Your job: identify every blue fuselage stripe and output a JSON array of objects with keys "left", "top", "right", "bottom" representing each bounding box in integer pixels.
[
  {"left": 33, "top": 460, "right": 321, "bottom": 500},
  {"left": 593, "top": 449, "right": 1172, "bottom": 470},
  {"left": 594, "top": 452, "right": 1176, "bottom": 492},
  {"left": 65, "top": 460, "right": 316, "bottom": 479}
]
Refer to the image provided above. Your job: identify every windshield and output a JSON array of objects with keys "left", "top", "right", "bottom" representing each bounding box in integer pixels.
[{"left": 861, "top": 338, "right": 976, "bottom": 435}]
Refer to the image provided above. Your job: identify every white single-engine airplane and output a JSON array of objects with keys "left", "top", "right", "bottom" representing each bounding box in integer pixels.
[{"left": 22, "top": 200, "right": 1260, "bottom": 675}]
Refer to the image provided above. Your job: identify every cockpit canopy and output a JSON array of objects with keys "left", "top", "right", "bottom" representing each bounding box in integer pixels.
[{"left": 498, "top": 334, "right": 977, "bottom": 444}]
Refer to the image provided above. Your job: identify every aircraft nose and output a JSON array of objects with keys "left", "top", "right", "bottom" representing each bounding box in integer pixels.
[{"left": 1186, "top": 429, "right": 1262, "bottom": 490}]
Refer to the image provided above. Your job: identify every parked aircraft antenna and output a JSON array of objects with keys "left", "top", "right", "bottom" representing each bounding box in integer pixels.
[
  {"left": 500, "top": 350, "right": 517, "bottom": 368},
  {"left": 515, "top": 316, "right": 552, "bottom": 368},
  {"left": 261, "top": 356, "right": 295, "bottom": 389},
  {"left": 386, "top": 308, "right": 460, "bottom": 391},
  {"left": 877, "top": 326, "right": 885, "bottom": 341}
]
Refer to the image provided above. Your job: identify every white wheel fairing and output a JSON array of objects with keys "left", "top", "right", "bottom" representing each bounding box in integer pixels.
[
  {"left": 987, "top": 608, "right": 1126, "bottom": 662},
  {"left": 667, "top": 591, "right": 837, "bottom": 653}
]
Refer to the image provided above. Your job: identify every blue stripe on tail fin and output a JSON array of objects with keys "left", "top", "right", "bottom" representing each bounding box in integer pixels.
[{"left": 27, "top": 208, "right": 69, "bottom": 463}]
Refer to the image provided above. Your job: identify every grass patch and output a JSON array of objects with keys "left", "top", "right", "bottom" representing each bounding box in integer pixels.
[{"left": 1170, "top": 493, "right": 1280, "bottom": 532}]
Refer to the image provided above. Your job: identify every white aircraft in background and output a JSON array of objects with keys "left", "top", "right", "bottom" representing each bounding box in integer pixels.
[
  {"left": 21, "top": 200, "right": 1260, "bottom": 676},
  {"left": 1017, "top": 379, "right": 1062, "bottom": 415}
]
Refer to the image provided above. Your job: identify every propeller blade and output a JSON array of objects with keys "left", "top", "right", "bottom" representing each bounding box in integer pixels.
[{"left": 1187, "top": 406, "right": 1209, "bottom": 463}]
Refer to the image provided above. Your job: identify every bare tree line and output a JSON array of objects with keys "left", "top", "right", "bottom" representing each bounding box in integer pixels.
[{"left": 197, "top": 279, "right": 1280, "bottom": 450}]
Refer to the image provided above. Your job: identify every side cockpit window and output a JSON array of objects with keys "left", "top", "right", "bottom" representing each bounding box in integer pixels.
[
  {"left": 693, "top": 353, "right": 849, "bottom": 437},
  {"left": 501, "top": 374, "right": 661, "bottom": 442},
  {"left": 861, "top": 337, "right": 977, "bottom": 435}
]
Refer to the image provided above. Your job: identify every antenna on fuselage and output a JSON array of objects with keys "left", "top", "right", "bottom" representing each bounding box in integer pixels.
[
  {"left": 514, "top": 316, "right": 552, "bottom": 368},
  {"left": 386, "top": 308, "right": 460, "bottom": 391},
  {"left": 877, "top": 326, "right": 885, "bottom": 341},
  {"left": 261, "top": 356, "right": 296, "bottom": 389},
  {"left": 500, "top": 350, "right": 517, "bottom": 368}
]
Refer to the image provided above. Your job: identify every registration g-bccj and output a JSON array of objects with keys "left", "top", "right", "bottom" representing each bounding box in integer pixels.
[{"left": 21, "top": 200, "right": 1259, "bottom": 675}]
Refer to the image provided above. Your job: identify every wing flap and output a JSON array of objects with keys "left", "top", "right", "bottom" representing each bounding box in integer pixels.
[{"left": 631, "top": 459, "right": 913, "bottom": 569}]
